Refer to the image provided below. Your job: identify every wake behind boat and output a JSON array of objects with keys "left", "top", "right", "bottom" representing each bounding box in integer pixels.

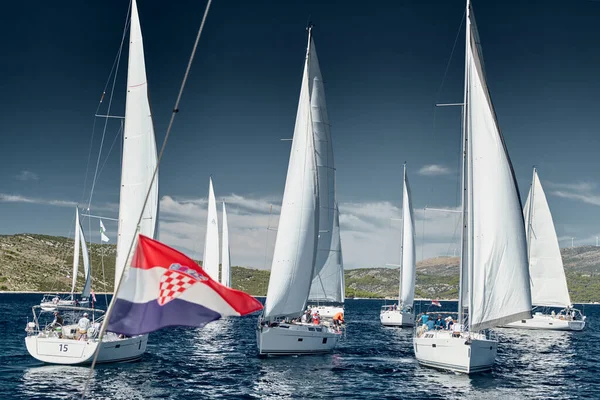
[
  {"left": 26, "top": 0, "right": 158, "bottom": 365},
  {"left": 502, "top": 168, "right": 586, "bottom": 331},
  {"left": 380, "top": 164, "right": 416, "bottom": 328},
  {"left": 413, "top": 0, "right": 532, "bottom": 374},
  {"left": 257, "top": 26, "right": 342, "bottom": 356}
]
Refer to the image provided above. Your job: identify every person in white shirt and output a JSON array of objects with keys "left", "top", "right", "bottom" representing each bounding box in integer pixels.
[
  {"left": 452, "top": 323, "right": 462, "bottom": 337},
  {"left": 77, "top": 313, "right": 91, "bottom": 340}
]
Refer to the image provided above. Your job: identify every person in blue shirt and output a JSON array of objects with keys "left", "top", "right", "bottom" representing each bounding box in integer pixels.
[
  {"left": 426, "top": 319, "right": 435, "bottom": 330},
  {"left": 434, "top": 315, "right": 444, "bottom": 330},
  {"left": 421, "top": 314, "right": 429, "bottom": 325}
]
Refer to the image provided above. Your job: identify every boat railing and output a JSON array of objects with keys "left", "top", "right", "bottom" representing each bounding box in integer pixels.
[{"left": 28, "top": 305, "right": 106, "bottom": 336}]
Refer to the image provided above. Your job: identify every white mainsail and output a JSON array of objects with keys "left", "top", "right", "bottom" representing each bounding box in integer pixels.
[
  {"left": 71, "top": 208, "right": 81, "bottom": 295},
  {"left": 309, "top": 204, "right": 344, "bottom": 302},
  {"left": 203, "top": 177, "right": 220, "bottom": 281},
  {"left": 221, "top": 202, "right": 231, "bottom": 288},
  {"left": 466, "top": 9, "right": 531, "bottom": 331},
  {"left": 264, "top": 30, "right": 320, "bottom": 319},
  {"left": 400, "top": 165, "right": 416, "bottom": 308},
  {"left": 524, "top": 169, "right": 571, "bottom": 308},
  {"left": 310, "top": 39, "right": 335, "bottom": 281},
  {"left": 115, "top": 0, "right": 159, "bottom": 290}
]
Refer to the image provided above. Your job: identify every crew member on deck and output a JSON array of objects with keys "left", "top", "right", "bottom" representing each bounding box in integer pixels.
[
  {"left": 51, "top": 311, "right": 64, "bottom": 328},
  {"left": 77, "top": 312, "right": 91, "bottom": 340},
  {"left": 333, "top": 311, "right": 344, "bottom": 328}
]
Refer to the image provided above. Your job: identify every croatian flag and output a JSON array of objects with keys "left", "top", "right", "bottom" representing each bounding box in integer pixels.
[
  {"left": 106, "top": 235, "right": 263, "bottom": 336},
  {"left": 431, "top": 299, "right": 442, "bottom": 307}
]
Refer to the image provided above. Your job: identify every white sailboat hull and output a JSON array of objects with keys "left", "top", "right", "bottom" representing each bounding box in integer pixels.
[
  {"left": 25, "top": 334, "right": 147, "bottom": 365},
  {"left": 40, "top": 300, "right": 89, "bottom": 312},
  {"left": 257, "top": 323, "right": 340, "bottom": 356},
  {"left": 307, "top": 305, "right": 344, "bottom": 319},
  {"left": 413, "top": 330, "right": 496, "bottom": 374},
  {"left": 380, "top": 310, "right": 414, "bottom": 327},
  {"left": 502, "top": 314, "right": 585, "bottom": 331}
]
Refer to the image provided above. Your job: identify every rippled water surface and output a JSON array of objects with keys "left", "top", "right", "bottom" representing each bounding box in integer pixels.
[{"left": 1, "top": 294, "right": 599, "bottom": 399}]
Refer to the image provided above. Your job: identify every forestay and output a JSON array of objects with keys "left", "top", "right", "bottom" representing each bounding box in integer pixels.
[
  {"left": 115, "top": 0, "right": 159, "bottom": 290},
  {"left": 466, "top": 10, "right": 531, "bottom": 331},
  {"left": 400, "top": 167, "right": 416, "bottom": 308},
  {"left": 203, "top": 177, "right": 220, "bottom": 281},
  {"left": 524, "top": 169, "right": 571, "bottom": 308},
  {"left": 221, "top": 202, "right": 231, "bottom": 288},
  {"left": 264, "top": 31, "right": 319, "bottom": 319}
]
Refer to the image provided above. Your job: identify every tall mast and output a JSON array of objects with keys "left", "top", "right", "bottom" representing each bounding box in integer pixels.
[
  {"left": 458, "top": 0, "right": 471, "bottom": 326},
  {"left": 399, "top": 162, "right": 406, "bottom": 305}
]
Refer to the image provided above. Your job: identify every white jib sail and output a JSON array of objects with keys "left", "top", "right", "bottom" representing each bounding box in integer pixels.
[
  {"left": 467, "top": 9, "right": 531, "bottom": 331},
  {"left": 79, "top": 223, "right": 92, "bottom": 299},
  {"left": 309, "top": 204, "right": 344, "bottom": 302},
  {"left": 220, "top": 202, "right": 231, "bottom": 288},
  {"left": 264, "top": 30, "right": 319, "bottom": 319},
  {"left": 203, "top": 177, "right": 220, "bottom": 281},
  {"left": 71, "top": 207, "right": 81, "bottom": 294},
  {"left": 400, "top": 166, "right": 416, "bottom": 308},
  {"left": 115, "top": 0, "right": 159, "bottom": 291},
  {"left": 524, "top": 169, "right": 571, "bottom": 308}
]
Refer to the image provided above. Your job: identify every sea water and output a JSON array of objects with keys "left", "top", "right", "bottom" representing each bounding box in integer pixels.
[{"left": 1, "top": 294, "right": 598, "bottom": 399}]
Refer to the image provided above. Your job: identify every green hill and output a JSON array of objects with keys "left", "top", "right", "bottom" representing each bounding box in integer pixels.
[{"left": 1, "top": 234, "right": 600, "bottom": 303}]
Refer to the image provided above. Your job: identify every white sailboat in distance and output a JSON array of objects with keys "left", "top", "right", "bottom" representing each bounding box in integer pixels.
[
  {"left": 40, "top": 207, "right": 92, "bottom": 311},
  {"left": 503, "top": 168, "right": 586, "bottom": 331},
  {"left": 257, "top": 26, "right": 342, "bottom": 356},
  {"left": 381, "top": 164, "right": 415, "bottom": 327},
  {"left": 220, "top": 202, "right": 231, "bottom": 288},
  {"left": 413, "top": 0, "right": 532, "bottom": 374},
  {"left": 26, "top": 0, "right": 158, "bottom": 364},
  {"left": 203, "top": 177, "right": 220, "bottom": 281}
]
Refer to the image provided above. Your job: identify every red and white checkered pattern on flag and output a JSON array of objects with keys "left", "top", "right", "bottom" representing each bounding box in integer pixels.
[
  {"left": 107, "top": 235, "right": 263, "bottom": 336},
  {"left": 158, "top": 270, "right": 199, "bottom": 305}
]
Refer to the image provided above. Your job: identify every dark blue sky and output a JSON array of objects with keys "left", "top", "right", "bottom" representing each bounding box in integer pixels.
[{"left": 2, "top": 0, "right": 600, "bottom": 260}]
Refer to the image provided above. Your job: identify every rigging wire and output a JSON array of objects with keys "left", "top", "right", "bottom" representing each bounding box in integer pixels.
[
  {"left": 86, "top": 5, "right": 131, "bottom": 212},
  {"left": 96, "top": 122, "right": 124, "bottom": 182},
  {"left": 80, "top": 6, "right": 131, "bottom": 207},
  {"left": 81, "top": 0, "right": 214, "bottom": 397},
  {"left": 428, "top": 11, "right": 466, "bottom": 261}
]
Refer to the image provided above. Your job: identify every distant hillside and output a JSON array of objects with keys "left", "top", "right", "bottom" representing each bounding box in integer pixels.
[{"left": 1, "top": 234, "right": 600, "bottom": 302}]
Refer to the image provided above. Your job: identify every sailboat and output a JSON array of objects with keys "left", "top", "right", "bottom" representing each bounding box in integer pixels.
[
  {"left": 203, "top": 177, "right": 220, "bottom": 281},
  {"left": 503, "top": 168, "right": 586, "bottom": 331},
  {"left": 40, "top": 207, "right": 92, "bottom": 311},
  {"left": 380, "top": 164, "right": 415, "bottom": 327},
  {"left": 413, "top": 0, "right": 532, "bottom": 374},
  {"left": 25, "top": 0, "right": 158, "bottom": 364},
  {"left": 256, "top": 26, "right": 342, "bottom": 356},
  {"left": 220, "top": 202, "right": 231, "bottom": 287}
]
